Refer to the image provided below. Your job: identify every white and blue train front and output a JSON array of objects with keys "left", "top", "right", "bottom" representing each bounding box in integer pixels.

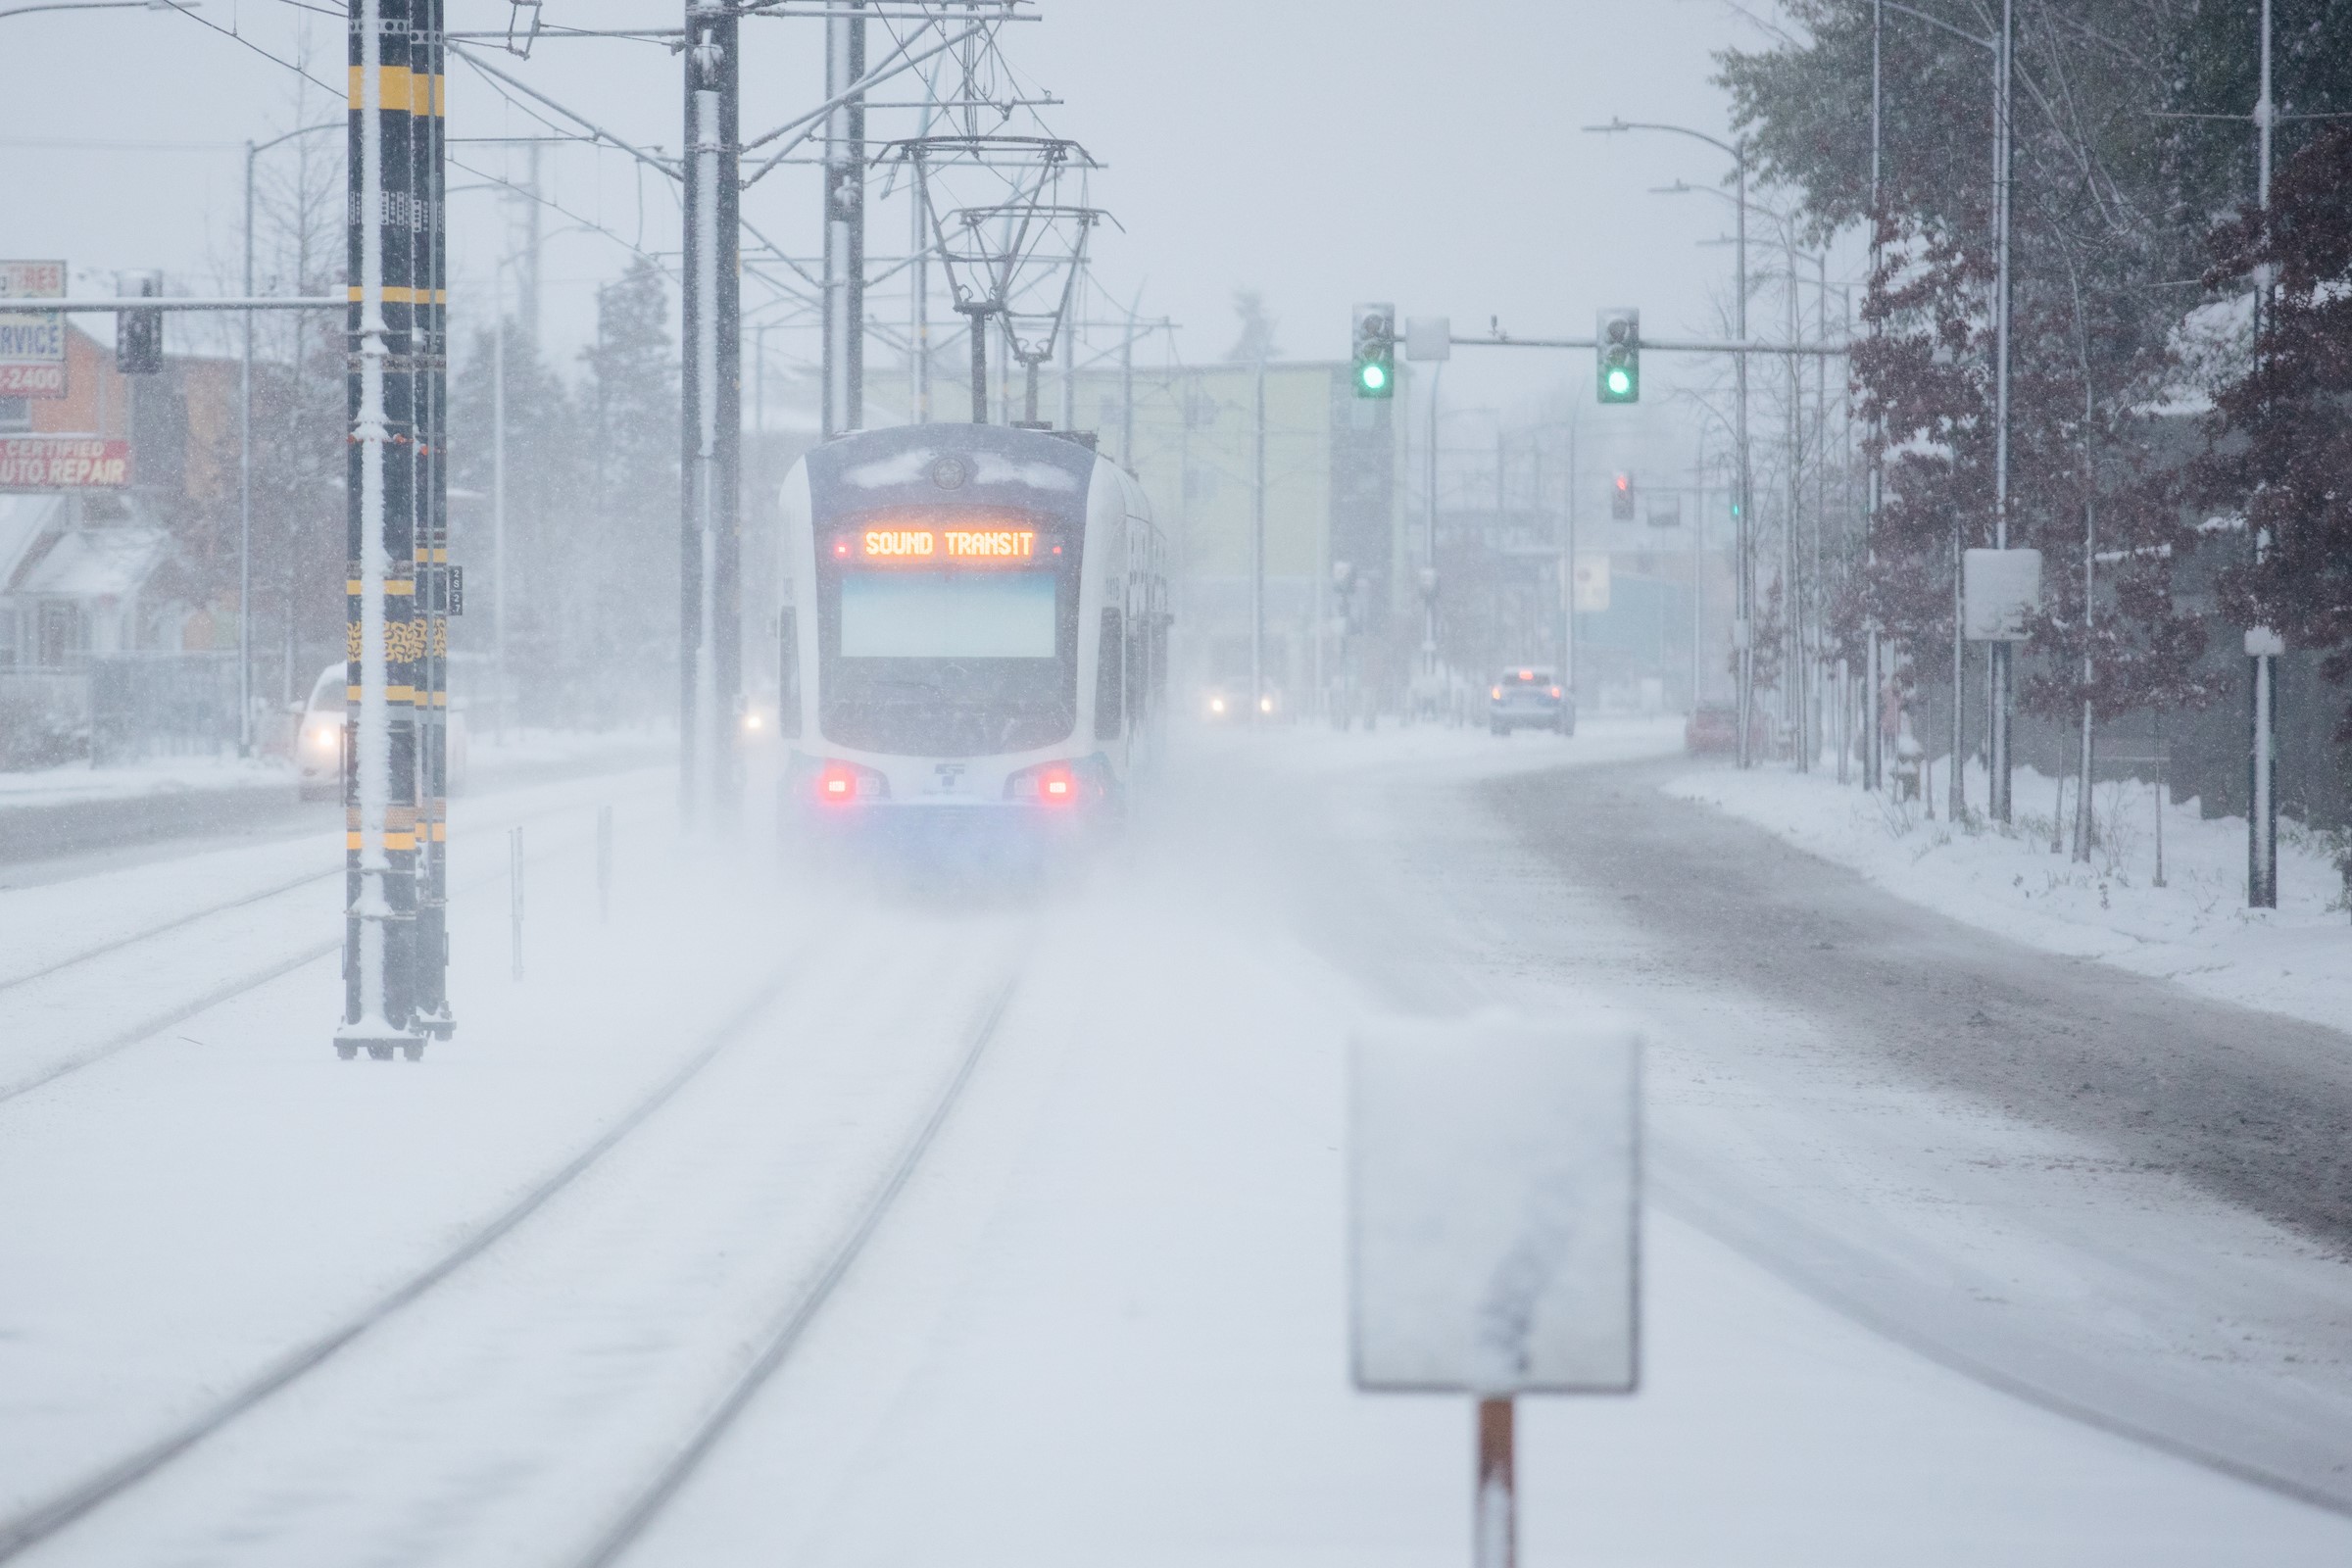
[{"left": 776, "top": 422, "right": 1165, "bottom": 857}]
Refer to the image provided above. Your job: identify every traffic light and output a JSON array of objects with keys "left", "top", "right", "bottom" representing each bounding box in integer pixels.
[
  {"left": 1610, "top": 472, "right": 1636, "bottom": 520},
  {"left": 118, "top": 277, "right": 163, "bottom": 376},
  {"left": 1595, "top": 307, "right": 1639, "bottom": 404},
  {"left": 1351, "top": 302, "right": 1396, "bottom": 399}
]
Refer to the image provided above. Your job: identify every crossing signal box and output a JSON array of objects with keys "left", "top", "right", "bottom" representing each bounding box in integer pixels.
[
  {"left": 1610, "top": 472, "right": 1636, "bottom": 521},
  {"left": 1351, "top": 303, "right": 1396, "bottom": 399},
  {"left": 1595, "top": 307, "right": 1639, "bottom": 404}
]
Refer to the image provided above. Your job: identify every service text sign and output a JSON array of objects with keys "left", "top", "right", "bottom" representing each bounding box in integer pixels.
[
  {"left": 0, "top": 261, "right": 68, "bottom": 399},
  {"left": 1349, "top": 1018, "right": 1641, "bottom": 1396}
]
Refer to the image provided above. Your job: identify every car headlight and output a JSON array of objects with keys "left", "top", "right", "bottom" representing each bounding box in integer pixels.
[{"left": 1208, "top": 696, "right": 1226, "bottom": 715}]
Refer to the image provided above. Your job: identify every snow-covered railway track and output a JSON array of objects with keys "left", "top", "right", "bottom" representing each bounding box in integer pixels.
[
  {"left": 0, "top": 951, "right": 820, "bottom": 1561},
  {"left": 0, "top": 790, "right": 647, "bottom": 1105},
  {"left": 568, "top": 974, "right": 1016, "bottom": 1568},
  {"left": 0, "top": 911, "right": 1026, "bottom": 1565}
]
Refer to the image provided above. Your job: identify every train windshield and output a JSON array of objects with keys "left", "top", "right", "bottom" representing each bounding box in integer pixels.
[
  {"left": 817, "top": 519, "right": 1079, "bottom": 756},
  {"left": 840, "top": 571, "right": 1057, "bottom": 660}
]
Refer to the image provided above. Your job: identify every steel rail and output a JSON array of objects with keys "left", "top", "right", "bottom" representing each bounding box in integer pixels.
[
  {"left": 0, "top": 948, "right": 832, "bottom": 1560},
  {"left": 567, "top": 977, "right": 1021, "bottom": 1567}
]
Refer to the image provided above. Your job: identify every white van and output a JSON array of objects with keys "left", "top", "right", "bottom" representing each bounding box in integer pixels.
[{"left": 295, "top": 663, "right": 470, "bottom": 802}]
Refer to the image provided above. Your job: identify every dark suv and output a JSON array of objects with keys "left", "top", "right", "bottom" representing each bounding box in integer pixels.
[{"left": 1489, "top": 667, "right": 1574, "bottom": 737}]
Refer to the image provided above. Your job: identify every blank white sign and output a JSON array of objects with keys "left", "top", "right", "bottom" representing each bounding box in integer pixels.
[{"left": 1349, "top": 1018, "right": 1641, "bottom": 1396}]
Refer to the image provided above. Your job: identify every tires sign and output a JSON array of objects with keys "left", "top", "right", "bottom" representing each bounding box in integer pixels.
[{"left": 0, "top": 260, "right": 68, "bottom": 399}]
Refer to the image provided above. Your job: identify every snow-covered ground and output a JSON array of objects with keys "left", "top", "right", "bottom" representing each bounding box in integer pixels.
[
  {"left": 1665, "top": 759, "right": 2352, "bottom": 1035},
  {"left": 0, "top": 726, "right": 672, "bottom": 813},
  {"left": 0, "top": 752, "right": 293, "bottom": 808},
  {"left": 2, "top": 719, "right": 2348, "bottom": 1564}
]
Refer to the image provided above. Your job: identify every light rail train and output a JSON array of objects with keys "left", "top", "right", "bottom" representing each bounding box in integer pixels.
[{"left": 775, "top": 422, "right": 1167, "bottom": 860}]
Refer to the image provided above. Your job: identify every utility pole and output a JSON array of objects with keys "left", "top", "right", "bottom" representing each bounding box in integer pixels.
[
  {"left": 1120, "top": 294, "right": 1137, "bottom": 466},
  {"left": 821, "top": 0, "right": 864, "bottom": 437},
  {"left": 1864, "top": 0, "right": 1884, "bottom": 792},
  {"left": 1988, "top": 0, "right": 2015, "bottom": 822},
  {"left": 1564, "top": 399, "right": 1580, "bottom": 703},
  {"left": 1424, "top": 362, "right": 1443, "bottom": 683},
  {"left": 1252, "top": 354, "right": 1266, "bottom": 728},
  {"left": 492, "top": 262, "right": 508, "bottom": 744},
  {"left": 1785, "top": 225, "right": 1804, "bottom": 770},
  {"left": 336, "top": 0, "right": 423, "bottom": 1058},
  {"left": 2249, "top": 0, "right": 2280, "bottom": 907},
  {"left": 240, "top": 141, "right": 257, "bottom": 760},
  {"left": 681, "top": 0, "right": 742, "bottom": 824},
  {"left": 910, "top": 152, "right": 929, "bottom": 422},
  {"left": 521, "top": 139, "right": 542, "bottom": 347},
  {"left": 1734, "top": 145, "right": 1752, "bottom": 767}
]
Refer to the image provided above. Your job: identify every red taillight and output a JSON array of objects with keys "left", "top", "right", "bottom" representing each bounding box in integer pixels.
[
  {"left": 1549, "top": 686, "right": 1562, "bottom": 698},
  {"left": 1519, "top": 668, "right": 1534, "bottom": 680},
  {"left": 817, "top": 763, "right": 859, "bottom": 802},
  {"left": 1008, "top": 762, "right": 1083, "bottom": 805}
]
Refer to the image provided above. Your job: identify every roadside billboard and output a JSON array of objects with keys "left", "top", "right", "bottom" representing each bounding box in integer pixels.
[{"left": 0, "top": 260, "right": 68, "bottom": 399}]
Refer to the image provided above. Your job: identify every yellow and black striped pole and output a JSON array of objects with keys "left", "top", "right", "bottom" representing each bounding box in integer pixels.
[{"left": 338, "top": 0, "right": 423, "bottom": 1060}]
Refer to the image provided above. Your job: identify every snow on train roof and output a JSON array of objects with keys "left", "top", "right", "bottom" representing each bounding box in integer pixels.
[{"left": 840, "top": 446, "right": 1081, "bottom": 492}]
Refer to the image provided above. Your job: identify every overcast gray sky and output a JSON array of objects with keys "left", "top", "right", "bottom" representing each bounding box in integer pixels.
[{"left": 0, "top": 0, "right": 1803, "bottom": 471}]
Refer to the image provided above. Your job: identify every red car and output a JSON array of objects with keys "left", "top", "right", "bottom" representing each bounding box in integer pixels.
[{"left": 1685, "top": 701, "right": 1759, "bottom": 756}]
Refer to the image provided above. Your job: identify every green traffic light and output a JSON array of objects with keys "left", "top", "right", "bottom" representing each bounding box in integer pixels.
[
  {"left": 1605, "top": 367, "right": 1632, "bottom": 397},
  {"left": 1360, "top": 363, "right": 1388, "bottom": 393}
]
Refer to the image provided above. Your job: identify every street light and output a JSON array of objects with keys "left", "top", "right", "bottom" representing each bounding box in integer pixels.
[
  {"left": 240, "top": 120, "right": 342, "bottom": 757},
  {"left": 0, "top": 0, "right": 191, "bottom": 18},
  {"left": 1586, "top": 117, "right": 1755, "bottom": 765},
  {"left": 1878, "top": 0, "right": 2016, "bottom": 824}
]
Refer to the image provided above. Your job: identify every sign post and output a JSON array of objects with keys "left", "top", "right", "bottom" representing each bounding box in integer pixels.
[{"left": 1350, "top": 1018, "right": 1642, "bottom": 1568}]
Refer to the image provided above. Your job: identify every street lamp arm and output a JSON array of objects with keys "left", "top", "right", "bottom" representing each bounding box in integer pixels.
[
  {"left": 0, "top": 0, "right": 188, "bottom": 18},
  {"left": 251, "top": 119, "right": 341, "bottom": 158},
  {"left": 1582, "top": 118, "right": 1742, "bottom": 164}
]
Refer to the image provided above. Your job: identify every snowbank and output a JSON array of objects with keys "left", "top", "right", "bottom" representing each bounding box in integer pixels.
[{"left": 1664, "top": 760, "right": 2352, "bottom": 1036}]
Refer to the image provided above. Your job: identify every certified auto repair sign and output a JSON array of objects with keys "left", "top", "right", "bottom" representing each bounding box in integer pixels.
[
  {"left": 0, "top": 437, "right": 129, "bottom": 488},
  {"left": 0, "top": 260, "right": 68, "bottom": 398}
]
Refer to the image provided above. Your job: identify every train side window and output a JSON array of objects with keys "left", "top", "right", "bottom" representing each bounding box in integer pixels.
[
  {"left": 1096, "top": 607, "right": 1124, "bottom": 742},
  {"left": 777, "top": 607, "right": 802, "bottom": 738}
]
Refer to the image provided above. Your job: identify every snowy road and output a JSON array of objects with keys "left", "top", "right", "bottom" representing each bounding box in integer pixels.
[{"left": 3, "top": 721, "right": 2349, "bottom": 1564}]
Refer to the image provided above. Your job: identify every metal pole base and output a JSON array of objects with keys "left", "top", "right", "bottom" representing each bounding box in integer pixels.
[{"left": 333, "top": 1030, "right": 427, "bottom": 1062}]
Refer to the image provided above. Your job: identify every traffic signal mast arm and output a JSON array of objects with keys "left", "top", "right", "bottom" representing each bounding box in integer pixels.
[{"left": 1452, "top": 327, "right": 1849, "bottom": 357}]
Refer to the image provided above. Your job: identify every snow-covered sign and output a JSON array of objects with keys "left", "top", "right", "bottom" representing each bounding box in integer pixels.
[
  {"left": 1572, "top": 552, "right": 1610, "bottom": 612},
  {"left": 1962, "top": 548, "right": 2042, "bottom": 642},
  {"left": 0, "top": 261, "right": 68, "bottom": 399},
  {"left": 1349, "top": 1017, "right": 1641, "bottom": 1396}
]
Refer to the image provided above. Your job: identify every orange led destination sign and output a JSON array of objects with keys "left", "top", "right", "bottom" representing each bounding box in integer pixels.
[{"left": 849, "top": 526, "right": 1040, "bottom": 563}]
